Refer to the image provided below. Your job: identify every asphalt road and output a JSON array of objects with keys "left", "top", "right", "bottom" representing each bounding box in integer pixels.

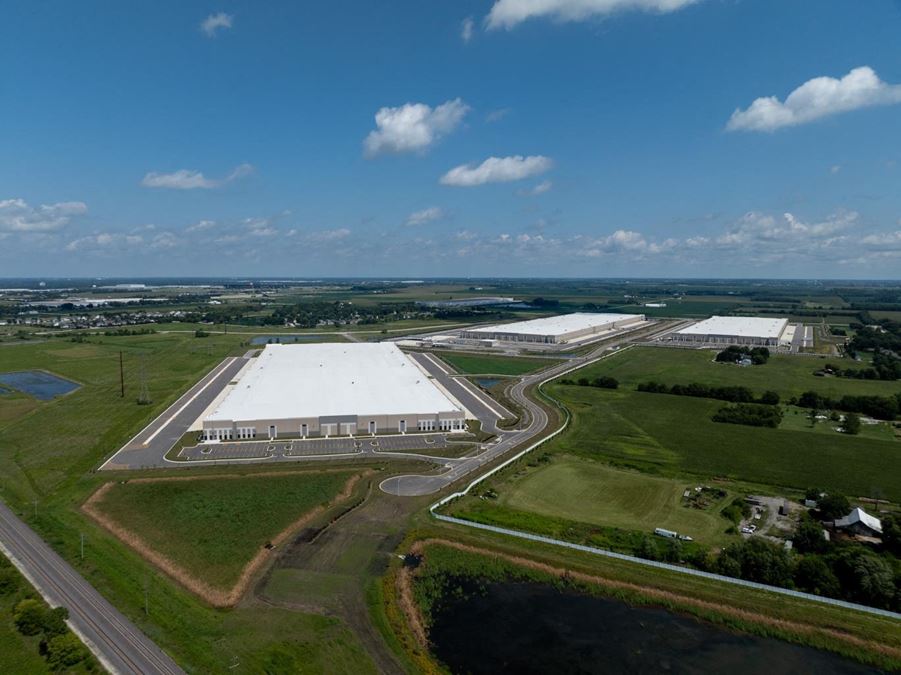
[
  {"left": 0, "top": 501, "right": 184, "bottom": 675},
  {"left": 100, "top": 355, "right": 249, "bottom": 470},
  {"left": 380, "top": 322, "right": 678, "bottom": 497},
  {"left": 406, "top": 351, "right": 514, "bottom": 431}
]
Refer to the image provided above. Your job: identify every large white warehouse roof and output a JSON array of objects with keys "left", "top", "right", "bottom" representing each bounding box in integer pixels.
[
  {"left": 206, "top": 343, "right": 460, "bottom": 422},
  {"left": 677, "top": 316, "right": 788, "bottom": 340},
  {"left": 465, "top": 313, "right": 643, "bottom": 337}
]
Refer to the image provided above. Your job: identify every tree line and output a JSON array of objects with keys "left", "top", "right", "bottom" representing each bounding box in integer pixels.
[{"left": 636, "top": 381, "right": 780, "bottom": 405}]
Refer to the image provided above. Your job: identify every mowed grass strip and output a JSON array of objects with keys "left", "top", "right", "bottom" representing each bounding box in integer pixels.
[
  {"left": 498, "top": 458, "right": 733, "bottom": 546},
  {"left": 436, "top": 352, "right": 559, "bottom": 376},
  {"left": 550, "top": 385, "right": 901, "bottom": 501},
  {"left": 571, "top": 346, "right": 901, "bottom": 399},
  {"left": 92, "top": 471, "right": 356, "bottom": 591}
]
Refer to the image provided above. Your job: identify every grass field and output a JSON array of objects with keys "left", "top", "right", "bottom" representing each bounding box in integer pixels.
[
  {"left": 570, "top": 346, "right": 901, "bottom": 399},
  {"left": 495, "top": 458, "right": 734, "bottom": 546},
  {"left": 549, "top": 385, "right": 900, "bottom": 500},
  {"left": 91, "top": 471, "right": 357, "bottom": 591},
  {"left": 436, "top": 352, "right": 559, "bottom": 376}
]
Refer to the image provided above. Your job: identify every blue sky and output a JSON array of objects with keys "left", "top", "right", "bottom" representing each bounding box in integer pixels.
[{"left": 2, "top": 0, "right": 901, "bottom": 278}]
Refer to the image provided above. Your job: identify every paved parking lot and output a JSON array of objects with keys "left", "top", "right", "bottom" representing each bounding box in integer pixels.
[{"left": 177, "top": 432, "right": 449, "bottom": 462}]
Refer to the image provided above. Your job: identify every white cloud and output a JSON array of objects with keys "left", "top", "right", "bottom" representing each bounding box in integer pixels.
[
  {"left": 461, "top": 16, "right": 475, "bottom": 43},
  {"left": 406, "top": 207, "right": 444, "bottom": 226},
  {"left": 363, "top": 99, "right": 469, "bottom": 157},
  {"left": 520, "top": 180, "right": 553, "bottom": 196},
  {"left": 727, "top": 66, "right": 901, "bottom": 132},
  {"left": 486, "top": 108, "right": 511, "bottom": 123},
  {"left": 0, "top": 198, "right": 87, "bottom": 232},
  {"left": 65, "top": 232, "right": 144, "bottom": 252},
  {"left": 441, "top": 155, "right": 553, "bottom": 187},
  {"left": 486, "top": 0, "right": 700, "bottom": 29},
  {"left": 830, "top": 164, "right": 842, "bottom": 174},
  {"left": 186, "top": 219, "right": 217, "bottom": 232},
  {"left": 200, "top": 12, "right": 233, "bottom": 37},
  {"left": 141, "top": 163, "right": 254, "bottom": 190},
  {"left": 307, "top": 228, "right": 351, "bottom": 242}
]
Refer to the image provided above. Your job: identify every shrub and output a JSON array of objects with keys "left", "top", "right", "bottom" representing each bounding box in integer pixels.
[
  {"left": 712, "top": 403, "right": 783, "bottom": 428},
  {"left": 13, "top": 598, "right": 46, "bottom": 636},
  {"left": 45, "top": 633, "right": 88, "bottom": 670}
]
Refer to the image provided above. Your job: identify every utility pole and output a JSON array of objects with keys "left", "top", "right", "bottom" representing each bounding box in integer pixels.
[{"left": 119, "top": 351, "right": 125, "bottom": 398}]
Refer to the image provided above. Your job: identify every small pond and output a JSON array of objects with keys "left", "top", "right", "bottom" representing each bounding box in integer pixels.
[
  {"left": 428, "top": 581, "right": 878, "bottom": 674},
  {"left": 0, "top": 370, "right": 81, "bottom": 400},
  {"left": 249, "top": 334, "right": 327, "bottom": 345},
  {"left": 475, "top": 377, "right": 503, "bottom": 389}
]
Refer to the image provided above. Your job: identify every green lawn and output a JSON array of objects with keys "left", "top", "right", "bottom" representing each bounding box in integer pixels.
[
  {"left": 548, "top": 385, "right": 901, "bottom": 501},
  {"left": 94, "top": 471, "right": 356, "bottom": 590},
  {"left": 780, "top": 406, "right": 897, "bottom": 442},
  {"left": 496, "top": 458, "right": 734, "bottom": 545},
  {"left": 570, "top": 346, "right": 901, "bottom": 399},
  {"left": 436, "top": 352, "right": 559, "bottom": 376}
]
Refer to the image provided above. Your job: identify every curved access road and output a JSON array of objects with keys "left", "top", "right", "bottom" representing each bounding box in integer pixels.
[
  {"left": 380, "top": 322, "right": 680, "bottom": 496},
  {"left": 0, "top": 501, "right": 184, "bottom": 675}
]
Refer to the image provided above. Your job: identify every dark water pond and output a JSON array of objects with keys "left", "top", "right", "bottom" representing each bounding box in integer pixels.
[
  {"left": 429, "top": 581, "right": 878, "bottom": 675},
  {"left": 0, "top": 370, "right": 80, "bottom": 400},
  {"left": 475, "top": 377, "right": 502, "bottom": 389},
  {"left": 249, "top": 334, "right": 325, "bottom": 345}
]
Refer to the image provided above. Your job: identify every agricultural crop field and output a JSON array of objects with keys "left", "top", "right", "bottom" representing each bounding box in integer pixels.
[
  {"left": 548, "top": 385, "right": 899, "bottom": 500},
  {"left": 88, "top": 471, "right": 358, "bottom": 592},
  {"left": 573, "top": 346, "right": 901, "bottom": 399},
  {"left": 436, "top": 352, "right": 559, "bottom": 376}
]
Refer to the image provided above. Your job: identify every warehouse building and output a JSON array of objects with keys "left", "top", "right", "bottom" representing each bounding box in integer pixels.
[
  {"left": 672, "top": 316, "right": 789, "bottom": 347},
  {"left": 202, "top": 343, "right": 465, "bottom": 441},
  {"left": 459, "top": 312, "right": 646, "bottom": 345}
]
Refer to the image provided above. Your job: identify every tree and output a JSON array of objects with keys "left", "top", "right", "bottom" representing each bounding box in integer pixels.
[
  {"left": 793, "top": 515, "right": 828, "bottom": 554},
  {"left": 881, "top": 515, "right": 901, "bottom": 556},
  {"left": 807, "top": 408, "right": 819, "bottom": 427},
  {"left": 42, "top": 606, "right": 69, "bottom": 638},
  {"left": 842, "top": 412, "right": 861, "bottom": 435},
  {"left": 0, "top": 567, "right": 19, "bottom": 595},
  {"left": 758, "top": 390, "right": 780, "bottom": 405},
  {"left": 714, "top": 538, "right": 794, "bottom": 587},
  {"left": 817, "top": 493, "right": 850, "bottom": 521},
  {"left": 13, "top": 598, "right": 46, "bottom": 636},
  {"left": 45, "top": 633, "right": 88, "bottom": 670},
  {"left": 794, "top": 556, "right": 840, "bottom": 597}
]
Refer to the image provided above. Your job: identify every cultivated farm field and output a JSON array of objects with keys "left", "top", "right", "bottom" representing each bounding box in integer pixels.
[{"left": 571, "top": 346, "right": 901, "bottom": 399}]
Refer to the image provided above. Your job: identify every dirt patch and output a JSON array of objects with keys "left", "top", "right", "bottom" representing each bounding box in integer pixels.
[
  {"left": 82, "top": 470, "right": 366, "bottom": 607},
  {"left": 400, "top": 538, "right": 901, "bottom": 663}
]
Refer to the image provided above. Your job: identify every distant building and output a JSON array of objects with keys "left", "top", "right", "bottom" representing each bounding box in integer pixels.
[
  {"left": 672, "top": 316, "right": 789, "bottom": 347},
  {"left": 459, "top": 312, "right": 645, "bottom": 345},
  {"left": 833, "top": 507, "right": 882, "bottom": 538}
]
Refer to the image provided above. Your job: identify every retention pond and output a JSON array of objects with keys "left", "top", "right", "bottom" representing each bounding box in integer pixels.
[
  {"left": 0, "top": 370, "right": 80, "bottom": 400},
  {"left": 428, "top": 580, "right": 878, "bottom": 674}
]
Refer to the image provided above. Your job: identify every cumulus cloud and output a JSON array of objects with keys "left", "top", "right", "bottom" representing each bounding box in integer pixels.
[
  {"left": 486, "top": 0, "right": 701, "bottom": 29},
  {"left": 0, "top": 199, "right": 87, "bottom": 232},
  {"left": 65, "top": 232, "right": 145, "bottom": 252},
  {"left": 520, "top": 180, "right": 553, "bottom": 196},
  {"left": 405, "top": 207, "right": 445, "bottom": 226},
  {"left": 727, "top": 66, "right": 901, "bottom": 132},
  {"left": 461, "top": 16, "right": 475, "bottom": 42},
  {"left": 485, "top": 108, "right": 511, "bottom": 123},
  {"left": 440, "top": 155, "right": 553, "bottom": 187},
  {"left": 307, "top": 228, "right": 351, "bottom": 242},
  {"left": 363, "top": 99, "right": 469, "bottom": 157},
  {"left": 141, "top": 163, "right": 254, "bottom": 190},
  {"left": 200, "top": 12, "right": 233, "bottom": 37}
]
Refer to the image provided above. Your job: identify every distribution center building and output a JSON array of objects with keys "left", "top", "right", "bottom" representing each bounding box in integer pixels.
[
  {"left": 672, "top": 316, "right": 789, "bottom": 347},
  {"left": 202, "top": 343, "right": 465, "bottom": 441},
  {"left": 458, "top": 312, "right": 646, "bottom": 345}
]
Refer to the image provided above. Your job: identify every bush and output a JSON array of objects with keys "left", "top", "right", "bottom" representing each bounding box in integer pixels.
[
  {"left": 592, "top": 376, "right": 619, "bottom": 389},
  {"left": 712, "top": 403, "right": 783, "bottom": 428},
  {"left": 842, "top": 412, "right": 861, "bottom": 435},
  {"left": 715, "top": 345, "right": 770, "bottom": 365},
  {"left": 816, "top": 493, "right": 850, "bottom": 521},
  {"left": 45, "top": 632, "right": 88, "bottom": 670},
  {"left": 0, "top": 567, "right": 19, "bottom": 595},
  {"left": 13, "top": 598, "right": 46, "bottom": 636}
]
